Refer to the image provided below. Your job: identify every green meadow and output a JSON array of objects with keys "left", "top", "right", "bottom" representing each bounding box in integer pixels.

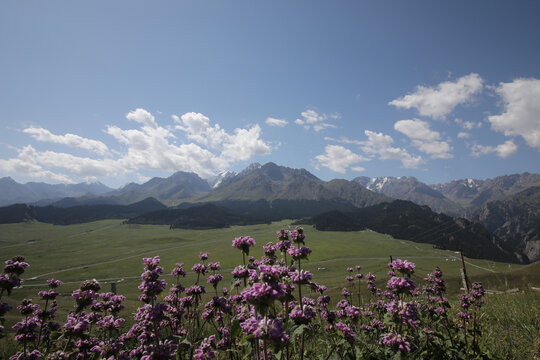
[{"left": 1, "top": 220, "right": 539, "bottom": 358}]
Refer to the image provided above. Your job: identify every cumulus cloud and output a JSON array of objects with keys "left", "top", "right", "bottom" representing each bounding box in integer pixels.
[
  {"left": 295, "top": 109, "right": 337, "bottom": 131},
  {"left": 359, "top": 130, "right": 424, "bottom": 168},
  {"left": 126, "top": 108, "right": 158, "bottom": 128},
  {"left": 471, "top": 140, "right": 518, "bottom": 158},
  {"left": 457, "top": 132, "right": 471, "bottom": 139},
  {"left": 265, "top": 117, "right": 288, "bottom": 127},
  {"left": 488, "top": 78, "right": 540, "bottom": 150},
  {"left": 0, "top": 149, "right": 76, "bottom": 183},
  {"left": 220, "top": 125, "right": 272, "bottom": 161},
  {"left": 394, "top": 119, "right": 440, "bottom": 141},
  {"left": 23, "top": 127, "right": 109, "bottom": 155},
  {"left": 1, "top": 108, "right": 272, "bottom": 183},
  {"left": 174, "top": 112, "right": 228, "bottom": 149},
  {"left": 389, "top": 73, "right": 483, "bottom": 119},
  {"left": 315, "top": 145, "right": 369, "bottom": 173},
  {"left": 325, "top": 132, "right": 423, "bottom": 168},
  {"left": 394, "top": 119, "right": 453, "bottom": 159},
  {"left": 351, "top": 166, "right": 366, "bottom": 172},
  {"left": 454, "top": 118, "right": 477, "bottom": 130},
  {"left": 324, "top": 130, "right": 424, "bottom": 169}
]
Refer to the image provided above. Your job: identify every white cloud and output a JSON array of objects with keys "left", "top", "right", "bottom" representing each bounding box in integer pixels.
[
  {"left": 0, "top": 150, "right": 76, "bottom": 183},
  {"left": 411, "top": 140, "right": 452, "bottom": 159},
  {"left": 394, "top": 119, "right": 440, "bottom": 141},
  {"left": 301, "top": 109, "right": 326, "bottom": 124},
  {"left": 488, "top": 78, "right": 540, "bottom": 150},
  {"left": 471, "top": 140, "right": 518, "bottom": 158},
  {"left": 359, "top": 130, "right": 424, "bottom": 168},
  {"left": 1, "top": 108, "right": 272, "bottom": 183},
  {"left": 295, "top": 109, "right": 337, "bottom": 131},
  {"left": 23, "top": 127, "right": 109, "bottom": 155},
  {"left": 266, "top": 117, "right": 288, "bottom": 127},
  {"left": 18, "top": 145, "right": 119, "bottom": 178},
  {"left": 394, "top": 119, "right": 453, "bottom": 159},
  {"left": 126, "top": 108, "right": 158, "bottom": 128},
  {"left": 313, "top": 123, "right": 337, "bottom": 132},
  {"left": 351, "top": 166, "right": 366, "bottom": 172},
  {"left": 454, "top": 118, "right": 476, "bottom": 130},
  {"left": 457, "top": 132, "right": 471, "bottom": 139},
  {"left": 389, "top": 73, "right": 483, "bottom": 119},
  {"left": 220, "top": 125, "right": 272, "bottom": 161},
  {"left": 315, "top": 145, "right": 369, "bottom": 173},
  {"left": 174, "top": 112, "right": 228, "bottom": 149}
]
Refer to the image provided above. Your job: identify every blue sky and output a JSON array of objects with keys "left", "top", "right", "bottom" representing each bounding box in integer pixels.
[{"left": 1, "top": 1, "right": 539, "bottom": 188}]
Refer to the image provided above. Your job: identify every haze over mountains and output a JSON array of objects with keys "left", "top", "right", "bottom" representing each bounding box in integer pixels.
[
  {"left": 0, "top": 176, "right": 113, "bottom": 206},
  {"left": 1, "top": 162, "right": 539, "bottom": 263}
]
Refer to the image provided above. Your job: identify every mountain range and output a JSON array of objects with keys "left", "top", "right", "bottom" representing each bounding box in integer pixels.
[
  {"left": 1, "top": 163, "right": 539, "bottom": 263},
  {"left": 0, "top": 176, "right": 113, "bottom": 206}
]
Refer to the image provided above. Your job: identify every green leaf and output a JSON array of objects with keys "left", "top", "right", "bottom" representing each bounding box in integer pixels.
[
  {"left": 293, "top": 324, "right": 308, "bottom": 337},
  {"left": 230, "top": 319, "right": 242, "bottom": 338}
]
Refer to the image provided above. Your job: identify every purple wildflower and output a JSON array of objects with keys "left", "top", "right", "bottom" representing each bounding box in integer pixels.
[
  {"left": 336, "top": 321, "right": 356, "bottom": 344},
  {"left": 232, "top": 236, "right": 256, "bottom": 254},
  {"left": 380, "top": 331, "right": 412, "bottom": 352},
  {"left": 171, "top": 263, "right": 186, "bottom": 277},
  {"left": 287, "top": 246, "right": 312, "bottom": 261},
  {"left": 388, "top": 259, "right": 415, "bottom": 276}
]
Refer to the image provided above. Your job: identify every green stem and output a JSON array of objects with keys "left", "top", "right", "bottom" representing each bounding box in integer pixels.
[
  {"left": 36, "top": 298, "right": 49, "bottom": 348},
  {"left": 242, "top": 252, "right": 247, "bottom": 287}
]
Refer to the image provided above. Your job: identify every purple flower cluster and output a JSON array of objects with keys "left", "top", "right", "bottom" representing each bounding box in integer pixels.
[
  {"left": 194, "top": 335, "right": 216, "bottom": 359},
  {"left": 240, "top": 316, "right": 289, "bottom": 347},
  {"left": 386, "top": 276, "right": 416, "bottom": 294},
  {"left": 290, "top": 227, "right": 306, "bottom": 244},
  {"left": 241, "top": 282, "right": 286, "bottom": 307},
  {"left": 1, "top": 256, "right": 29, "bottom": 297},
  {"left": 388, "top": 259, "right": 415, "bottom": 276},
  {"left": 139, "top": 256, "right": 167, "bottom": 303},
  {"left": 287, "top": 245, "right": 312, "bottom": 261},
  {"left": 171, "top": 263, "right": 186, "bottom": 277},
  {"left": 232, "top": 236, "right": 256, "bottom": 254},
  {"left": 290, "top": 304, "right": 316, "bottom": 324},
  {"left": 192, "top": 263, "right": 207, "bottom": 275},
  {"left": 336, "top": 321, "right": 356, "bottom": 344},
  {"left": 290, "top": 269, "right": 312, "bottom": 285},
  {"left": 380, "top": 331, "right": 412, "bottom": 352}
]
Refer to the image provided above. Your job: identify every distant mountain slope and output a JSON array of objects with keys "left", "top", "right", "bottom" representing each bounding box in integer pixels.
[
  {"left": 323, "top": 179, "right": 392, "bottom": 208},
  {"left": 199, "top": 162, "right": 331, "bottom": 201},
  {"left": 110, "top": 171, "right": 211, "bottom": 205},
  {"left": 199, "top": 162, "right": 390, "bottom": 208},
  {"left": 432, "top": 172, "right": 540, "bottom": 209},
  {"left": 206, "top": 171, "right": 237, "bottom": 189},
  {"left": 354, "top": 176, "right": 462, "bottom": 215},
  {"left": 472, "top": 186, "right": 540, "bottom": 263},
  {"left": 0, "top": 197, "right": 167, "bottom": 225},
  {"left": 309, "top": 200, "right": 521, "bottom": 264},
  {"left": 0, "top": 177, "right": 113, "bottom": 206}
]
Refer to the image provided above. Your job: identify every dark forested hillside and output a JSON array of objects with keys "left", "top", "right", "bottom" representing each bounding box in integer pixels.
[
  {"left": 310, "top": 200, "right": 522, "bottom": 263},
  {"left": 0, "top": 197, "right": 167, "bottom": 225}
]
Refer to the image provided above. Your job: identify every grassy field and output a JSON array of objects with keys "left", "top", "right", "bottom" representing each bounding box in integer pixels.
[{"left": 1, "top": 220, "right": 539, "bottom": 358}]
